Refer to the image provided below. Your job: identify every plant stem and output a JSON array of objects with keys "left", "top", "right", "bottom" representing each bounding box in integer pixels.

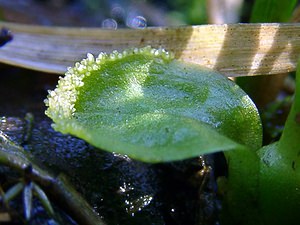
[{"left": 277, "top": 59, "right": 300, "bottom": 158}]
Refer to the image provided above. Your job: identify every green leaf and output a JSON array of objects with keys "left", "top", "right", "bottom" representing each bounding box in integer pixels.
[
  {"left": 33, "top": 183, "right": 55, "bottom": 217},
  {"left": 250, "top": 0, "right": 297, "bottom": 22},
  {"left": 45, "top": 47, "right": 262, "bottom": 163},
  {"left": 3, "top": 182, "right": 24, "bottom": 203},
  {"left": 23, "top": 182, "right": 33, "bottom": 221}
]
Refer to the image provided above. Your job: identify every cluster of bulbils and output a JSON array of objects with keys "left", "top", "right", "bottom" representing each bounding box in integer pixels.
[{"left": 44, "top": 46, "right": 174, "bottom": 131}]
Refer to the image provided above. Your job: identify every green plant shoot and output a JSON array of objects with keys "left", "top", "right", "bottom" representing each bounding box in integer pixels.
[
  {"left": 250, "top": 0, "right": 297, "bottom": 22},
  {"left": 221, "top": 59, "right": 300, "bottom": 225}
]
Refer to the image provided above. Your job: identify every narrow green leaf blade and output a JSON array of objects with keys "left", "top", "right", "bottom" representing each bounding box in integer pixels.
[
  {"left": 3, "top": 182, "right": 24, "bottom": 203},
  {"left": 33, "top": 183, "right": 55, "bottom": 217},
  {"left": 251, "top": 0, "right": 297, "bottom": 22},
  {"left": 23, "top": 182, "right": 33, "bottom": 221}
]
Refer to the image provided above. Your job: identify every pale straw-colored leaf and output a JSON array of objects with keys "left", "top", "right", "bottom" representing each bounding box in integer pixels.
[{"left": 0, "top": 21, "right": 300, "bottom": 77}]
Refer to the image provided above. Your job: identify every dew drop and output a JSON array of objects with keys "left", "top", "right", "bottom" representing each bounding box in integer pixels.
[
  {"left": 127, "top": 16, "right": 147, "bottom": 29},
  {"left": 102, "top": 18, "right": 118, "bottom": 30}
]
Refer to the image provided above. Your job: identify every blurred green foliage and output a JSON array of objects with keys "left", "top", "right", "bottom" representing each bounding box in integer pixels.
[
  {"left": 250, "top": 0, "right": 297, "bottom": 22},
  {"left": 166, "top": 0, "right": 208, "bottom": 24}
]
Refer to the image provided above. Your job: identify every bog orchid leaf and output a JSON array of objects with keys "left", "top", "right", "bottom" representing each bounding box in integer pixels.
[{"left": 45, "top": 46, "right": 262, "bottom": 162}]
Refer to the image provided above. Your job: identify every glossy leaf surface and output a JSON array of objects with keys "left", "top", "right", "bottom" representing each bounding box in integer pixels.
[{"left": 45, "top": 47, "right": 262, "bottom": 162}]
